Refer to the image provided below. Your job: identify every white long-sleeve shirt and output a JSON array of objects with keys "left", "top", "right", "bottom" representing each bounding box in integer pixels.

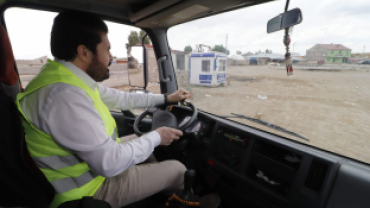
[{"left": 20, "top": 59, "right": 165, "bottom": 177}]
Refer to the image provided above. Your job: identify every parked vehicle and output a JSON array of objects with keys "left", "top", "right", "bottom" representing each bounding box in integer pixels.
[{"left": 358, "top": 60, "right": 370, "bottom": 64}]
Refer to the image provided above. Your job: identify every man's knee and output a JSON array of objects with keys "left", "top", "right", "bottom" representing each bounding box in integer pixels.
[
  {"left": 163, "top": 160, "right": 186, "bottom": 189},
  {"left": 169, "top": 160, "right": 187, "bottom": 174}
]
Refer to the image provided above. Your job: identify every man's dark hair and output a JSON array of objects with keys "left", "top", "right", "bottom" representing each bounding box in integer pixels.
[{"left": 51, "top": 10, "right": 108, "bottom": 61}]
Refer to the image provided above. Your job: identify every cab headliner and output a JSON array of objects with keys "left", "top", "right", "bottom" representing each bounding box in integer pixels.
[{"left": 1, "top": 0, "right": 276, "bottom": 29}]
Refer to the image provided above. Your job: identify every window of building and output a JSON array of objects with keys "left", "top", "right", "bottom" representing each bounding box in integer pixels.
[
  {"left": 218, "top": 60, "right": 226, "bottom": 71},
  {"left": 202, "top": 60, "right": 211, "bottom": 72}
]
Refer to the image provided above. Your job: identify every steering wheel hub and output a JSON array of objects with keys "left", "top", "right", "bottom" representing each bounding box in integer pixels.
[{"left": 133, "top": 102, "right": 198, "bottom": 136}]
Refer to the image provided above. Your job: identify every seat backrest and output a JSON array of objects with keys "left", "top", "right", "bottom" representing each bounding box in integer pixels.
[
  {"left": 0, "top": 23, "right": 55, "bottom": 208},
  {"left": 0, "top": 90, "right": 55, "bottom": 208}
]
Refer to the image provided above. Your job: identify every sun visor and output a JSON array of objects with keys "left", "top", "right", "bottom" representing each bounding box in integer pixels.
[
  {"left": 129, "top": 0, "right": 181, "bottom": 22},
  {"left": 151, "top": 4, "right": 210, "bottom": 26}
]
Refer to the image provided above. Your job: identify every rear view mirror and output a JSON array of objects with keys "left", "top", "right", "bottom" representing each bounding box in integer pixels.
[
  {"left": 267, "top": 8, "right": 302, "bottom": 33},
  {"left": 127, "top": 46, "right": 145, "bottom": 88}
]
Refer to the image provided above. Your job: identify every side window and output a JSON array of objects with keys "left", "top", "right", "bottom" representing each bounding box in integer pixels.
[
  {"left": 5, "top": 8, "right": 160, "bottom": 113},
  {"left": 219, "top": 60, "right": 226, "bottom": 71},
  {"left": 202, "top": 60, "right": 210, "bottom": 72}
]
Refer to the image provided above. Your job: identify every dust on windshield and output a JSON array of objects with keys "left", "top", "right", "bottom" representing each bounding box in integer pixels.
[{"left": 168, "top": 0, "right": 370, "bottom": 164}]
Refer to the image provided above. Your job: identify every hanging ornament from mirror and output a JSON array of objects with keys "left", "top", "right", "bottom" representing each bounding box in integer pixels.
[{"left": 284, "top": 27, "right": 293, "bottom": 76}]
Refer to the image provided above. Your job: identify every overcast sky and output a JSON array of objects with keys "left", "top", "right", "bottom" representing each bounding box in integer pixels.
[{"left": 5, "top": 0, "right": 370, "bottom": 59}]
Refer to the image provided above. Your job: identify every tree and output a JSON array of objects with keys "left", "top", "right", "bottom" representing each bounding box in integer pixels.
[
  {"left": 265, "top": 49, "right": 272, "bottom": 54},
  {"left": 236, "top": 50, "right": 242, "bottom": 55},
  {"left": 126, "top": 30, "right": 151, "bottom": 49},
  {"left": 126, "top": 31, "right": 139, "bottom": 49},
  {"left": 184, "top": 45, "right": 193, "bottom": 52},
  {"left": 139, "top": 30, "right": 151, "bottom": 45},
  {"left": 212, "top": 44, "right": 230, "bottom": 55}
]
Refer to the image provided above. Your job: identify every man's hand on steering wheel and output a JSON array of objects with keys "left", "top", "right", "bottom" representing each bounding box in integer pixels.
[
  {"left": 167, "top": 88, "right": 192, "bottom": 103},
  {"left": 156, "top": 127, "right": 183, "bottom": 145},
  {"left": 133, "top": 88, "right": 197, "bottom": 136}
]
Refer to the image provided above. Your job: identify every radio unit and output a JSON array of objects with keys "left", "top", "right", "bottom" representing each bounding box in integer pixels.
[{"left": 217, "top": 128, "right": 248, "bottom": 147}]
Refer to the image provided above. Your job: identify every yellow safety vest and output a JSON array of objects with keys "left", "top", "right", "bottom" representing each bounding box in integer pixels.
[{"left": 16, "top": 60, "right": 121, "bottom": 208}]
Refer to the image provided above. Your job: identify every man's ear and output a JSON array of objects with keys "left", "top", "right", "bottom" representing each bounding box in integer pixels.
[{"left": 76, "top": 45, "right": 92, "bottom": 63}]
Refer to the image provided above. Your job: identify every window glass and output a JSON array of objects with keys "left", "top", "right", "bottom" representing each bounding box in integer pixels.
[
  {"left": 168, "top": 0, "right": 370, "bottom": 164},
  {"left": 5, "top": 8, "right": 160, "bottom": 114},
  {"left": 202, "top": 60, "right": 211, "bottom": 72},
  {"left": 219, "top": 60, "right": 226, "bottom": 72}
]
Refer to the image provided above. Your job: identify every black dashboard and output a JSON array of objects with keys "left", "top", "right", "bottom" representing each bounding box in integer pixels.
[{"left": 169, "top": 106, "right": 370, "bottom": 208}]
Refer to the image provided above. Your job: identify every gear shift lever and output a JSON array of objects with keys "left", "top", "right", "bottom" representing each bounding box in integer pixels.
[
  {"left": 166, "top": 170, "right": 200, "bottom": 207},
  {"left": 184, "top": 170, "right": 196, "bottom": 193}
]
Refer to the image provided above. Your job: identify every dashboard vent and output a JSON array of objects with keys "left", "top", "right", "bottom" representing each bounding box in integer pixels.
[{"left": 305, "top": 159, "right": 329, "bottom": 192}]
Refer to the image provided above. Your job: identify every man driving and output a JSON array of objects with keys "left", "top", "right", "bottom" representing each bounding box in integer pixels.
[{"left": 16, "top": 10, "right": 191, "bottom": 208}]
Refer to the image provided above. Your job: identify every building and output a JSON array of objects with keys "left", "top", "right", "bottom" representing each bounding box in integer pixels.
[
  {"left": 241, "top": 52, "right": 254, "bottom": 57},
  {"left": 115, "top": 57, "right": 127, "bottom": 63},
  {"left": 245, "top": 53, "right": 283, "bottom": 65},
  {"left": 306, "top": 44, "right": 351, "bottom": 63},
  {"left": 189, "top": 52, "right": 227, "bottom": 87},
  {"left": 351, "top": 52, "right": 370, "bottom": 59},
  {"left": 348, "top": 53, "right": 370, "bottom": 64},
  {"left": 227, "top": 54, "right": 247, "bottom": 65},
  {"left": 171, "top": 49, "right": 189, "bottom": 71}
]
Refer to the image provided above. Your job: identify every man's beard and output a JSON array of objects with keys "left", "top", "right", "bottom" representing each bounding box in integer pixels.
[{"left": 86, "top": 56, "right": 110, "bottom": 82}]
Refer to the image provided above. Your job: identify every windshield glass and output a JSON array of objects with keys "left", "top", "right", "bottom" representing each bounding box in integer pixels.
[{"left": 168, "top": 0, "right": 370, "bottom": 164}]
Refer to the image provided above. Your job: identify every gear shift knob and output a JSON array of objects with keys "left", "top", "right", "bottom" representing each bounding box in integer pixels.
[{"left": 184, "top": 170, "right": 196, "bottom": 192}]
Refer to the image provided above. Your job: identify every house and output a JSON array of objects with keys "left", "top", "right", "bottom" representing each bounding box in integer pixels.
[{"left": 306, "top": 44, "right": 351, "bottom": 63}]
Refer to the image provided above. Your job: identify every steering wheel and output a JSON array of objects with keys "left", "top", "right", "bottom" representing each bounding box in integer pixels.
[{"left": 133, "top": 102, "right": 198, "bottom": 136}]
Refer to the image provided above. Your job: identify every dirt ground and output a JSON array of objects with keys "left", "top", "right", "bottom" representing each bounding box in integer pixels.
[
  {"left": 106, "top": 63, "right": 161, "bottom": 94},
  {"left": 178, "top": 65, "right": 370, "bottom": 164}
]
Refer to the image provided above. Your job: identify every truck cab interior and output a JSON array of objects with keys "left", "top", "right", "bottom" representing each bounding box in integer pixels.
[{"left": 1, "top": 0, "right": 370, "bottom": 208}]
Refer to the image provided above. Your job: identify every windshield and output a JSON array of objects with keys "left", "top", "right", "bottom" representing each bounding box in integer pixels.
[{"left": 168, "top": 0, "right": 370, "bottom": 164}]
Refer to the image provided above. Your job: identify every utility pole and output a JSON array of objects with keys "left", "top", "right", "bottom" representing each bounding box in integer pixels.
[
  {"left": 225, "top": 33, "right": 228, "bottom": 53},
  {"left": 363, "top": 45, "right": 366, "bottom": 58}
]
